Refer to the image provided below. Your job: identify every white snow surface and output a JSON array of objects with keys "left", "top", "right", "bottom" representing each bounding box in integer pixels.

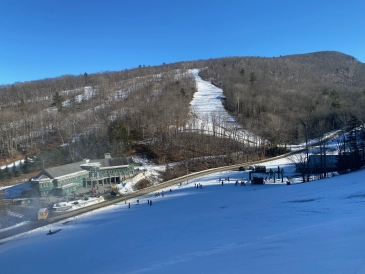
[
  {"left": 1, "top": 157, "right": 364, "bottom": 274},
  {"left": 187, "top": 69, "right": 259, "bottom": 145}
]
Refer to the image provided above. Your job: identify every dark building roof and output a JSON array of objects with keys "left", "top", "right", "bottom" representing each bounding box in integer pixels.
[{"left": 90, "top": 157, "right": 133, "bottom": 167}]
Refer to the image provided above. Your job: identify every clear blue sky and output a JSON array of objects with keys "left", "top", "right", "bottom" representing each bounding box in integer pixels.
[{"left": 1, "top": 0, "right": 364, "bottom": 85}]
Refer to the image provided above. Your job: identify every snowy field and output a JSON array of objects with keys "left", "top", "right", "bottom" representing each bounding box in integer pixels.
[{"left": 0, "top": 157, "right": 364, "bottom": 274}]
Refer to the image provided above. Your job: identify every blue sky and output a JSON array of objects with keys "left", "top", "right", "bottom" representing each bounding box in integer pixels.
[{"left": 0, "top": 0, "right": 364, "bottom": 85}]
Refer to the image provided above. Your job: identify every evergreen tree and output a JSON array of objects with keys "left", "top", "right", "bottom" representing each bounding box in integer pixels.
[
  {"left": 337, "top": 115, "right": 362, "bottom": 172},
  {"left": 51, "top": 91, "right": 64, "bottom": 112},
  {"left": 347, "top": 116, "right": 362, "bottom": 170},
  {"left": 4, "top": 166, "right": 12, "bottom": 179},
  {"left": 109, "top": 119, "right": 131, "bottom": 156},
  {"left": 12, "top": 163, "right": 20, "bottom": 177},
  {"left": 22, "top": 156, "right": 31, "bottom": 174},
  {"left": 83, "top": 72, "right": 89, "bottom": 86},
  {"left": 249, "top": 72, "right": 257, "bottom": 85}
]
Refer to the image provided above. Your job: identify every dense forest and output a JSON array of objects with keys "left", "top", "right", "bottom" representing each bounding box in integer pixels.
[
  {"left": 0, "top": 51, "right": 364, "bottom": 182},
  {"left": 199, "top": 51, "right": 365, "bottom": 145}
]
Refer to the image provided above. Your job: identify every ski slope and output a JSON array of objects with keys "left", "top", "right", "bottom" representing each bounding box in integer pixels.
[
  {"left": 186, "top": 69, "right": 260, "bottom": 145},
  {"left": 1, "top": 160, "right": 364, "bottom": 274}
]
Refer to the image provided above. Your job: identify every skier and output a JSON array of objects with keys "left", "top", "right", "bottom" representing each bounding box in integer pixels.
[
  {"left": 128, "top": 203, "right": 130, "bottom": 208},
  {"left": 150, "top": 200, "right": 152, "bottom": 206},
  {"left": 148, "top": 199, "right": 150, "bottom": 204},
  {"left": 137, "top": 199, "right": 139, "bottom": 204},
  {"left": 170, "top": 189, "right": 172, "bottom": 192},
  {"left": 222, "top": 180, "right": 224, "bottom": 186},
  {"left": 235, "top": 180, "right": 238, "bottom": 186},
  {"left": 200, "top": 184, "right": 202, "bottom": 189}
]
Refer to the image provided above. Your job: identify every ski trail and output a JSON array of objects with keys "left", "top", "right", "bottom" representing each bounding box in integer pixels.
[{"left": 187, "top": 69, "right": 260, "bottom": 145}]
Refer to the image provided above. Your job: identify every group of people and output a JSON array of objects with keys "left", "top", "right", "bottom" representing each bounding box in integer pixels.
[
  {"left": 219, "top": 177, "right": 230, "bottom": 185},
  {"left": 219, "top": 177, "right": 247, "bottom": 186},
  {"left": 126, "top": 188, "right": 174, "bottom": 209},
  {"left": 234, "top": 180, "right": 246, "bottom": 186},
  {"left": 90, "top": 187, "right": 101, "bottom": 196},
  {"left": 155, "top": 191, "right": 164, "bottom": 197},
  {"left": 194, "top": 183, "right": 203, "bottom": 189},
  {"left": 154, "top": 189, "right": 173, "bottom": 198}
]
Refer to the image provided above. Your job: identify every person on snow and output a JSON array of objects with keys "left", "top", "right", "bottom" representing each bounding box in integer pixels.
[
  {"left": 150, "top": 200, "right": 152, "bottom": 206},
  {"left": 235, "top": 180, "right": 238, "bottom": 186},
  {"left": 128, "top": 203, "right": 130, "bottom": 208}
]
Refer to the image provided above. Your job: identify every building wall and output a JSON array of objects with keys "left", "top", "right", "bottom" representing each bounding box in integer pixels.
[{"left": 32, "top": 161, "right": 134, "bottom": 197}]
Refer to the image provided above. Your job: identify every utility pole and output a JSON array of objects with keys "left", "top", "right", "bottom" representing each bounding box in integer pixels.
[{"left": 186, "top": 160, "right": 189, "bottom": 184}]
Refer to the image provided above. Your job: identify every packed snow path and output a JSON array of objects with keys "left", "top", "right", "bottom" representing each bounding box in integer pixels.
[{"left": 187, "top": 69, "right": 260, "bottom": 145}]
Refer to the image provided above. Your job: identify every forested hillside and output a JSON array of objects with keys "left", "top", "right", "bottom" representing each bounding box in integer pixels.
[
  {"left": 198, "top": 51, "right": 365, "bottom": 146},
  {"left": 0, "top": 51, "right": 364, "bottom": 179}
]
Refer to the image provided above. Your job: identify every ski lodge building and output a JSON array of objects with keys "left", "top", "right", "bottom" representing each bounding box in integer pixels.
[{"left": 31, "top": 153, "right": 134, "bottom": 197}]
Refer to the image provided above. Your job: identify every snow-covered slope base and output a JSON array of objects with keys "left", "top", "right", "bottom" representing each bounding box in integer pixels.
[{"left": 0, "top": 169, "right": 364, "bottom": 274}]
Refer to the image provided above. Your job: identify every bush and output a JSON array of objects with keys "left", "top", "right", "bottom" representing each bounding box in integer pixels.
[{"left": 134, "top": 179, "right": 153, "bottom": 190}]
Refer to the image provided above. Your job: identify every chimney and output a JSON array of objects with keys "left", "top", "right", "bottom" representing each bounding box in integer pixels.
[{"left": 104, "top": 153, "right": 111, "bottom": 159}]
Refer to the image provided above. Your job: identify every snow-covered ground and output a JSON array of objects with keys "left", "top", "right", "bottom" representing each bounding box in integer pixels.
[
  {"left": 52, "top": 196, "right": 105, "bottom": 212},
  {"left": 186, "top": 69, "right": 260, "bottom": 145},
  {"left": 1, "top": 155, "right": 364, "bottom": 274}
]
